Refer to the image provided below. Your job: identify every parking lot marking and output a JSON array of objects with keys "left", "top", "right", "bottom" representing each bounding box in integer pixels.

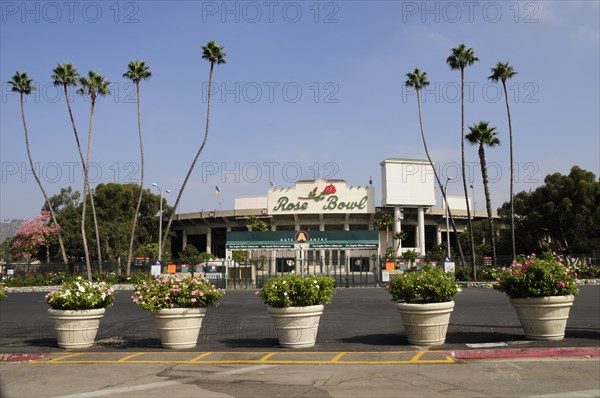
[{"left": 31, "top": 351, "right": 455, "bottom": 365}]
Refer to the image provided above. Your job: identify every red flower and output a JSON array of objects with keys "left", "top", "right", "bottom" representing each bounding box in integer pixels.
[{"left": 324, "top": 184, "right": 336, "bottom": 195}]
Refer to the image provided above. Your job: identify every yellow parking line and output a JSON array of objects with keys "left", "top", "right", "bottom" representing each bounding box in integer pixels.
[
  {"left": 30, "top": 351, "right": 454, "bottom": 365},
  {"left": 118, "top": 353, "right": 145, "bottom": 362},
  {"left": 259, "top": 352, "right": 276, "bottom": 362},
  {"left": 331, "top": 352, "right": 347, "bottom": 363},
  {"left": 190, "top": 352, "right": 213, "bottom": 362}
]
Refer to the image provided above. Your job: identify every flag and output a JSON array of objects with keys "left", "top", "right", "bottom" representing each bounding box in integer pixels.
[{"left": 215, "top": 185, "right": 221, "bottom": 195}]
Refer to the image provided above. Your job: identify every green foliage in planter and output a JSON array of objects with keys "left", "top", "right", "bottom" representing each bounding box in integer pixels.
[
  {"left": 493, "top": 252, "right": 579, "bottom": 299},
  {"left": 45, "top": 278, "right": 115, "bottom": 310},
  {"left": 257, "top": 274, "right": 336, "bottom": 308},
  {"left": 0, "top": 283, "right": 7, "bottom": 301},
  {"left": 386, "top": 264, "right": 460, "bottom": 303}
]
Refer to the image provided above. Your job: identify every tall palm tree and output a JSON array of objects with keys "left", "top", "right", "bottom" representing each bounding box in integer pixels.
[
  {"left": 465, "top": 121, "right": 501, "bottom": 268},
  {"left": 77, "top": 71, "right": 111, "bottom": 280},
  {"left": 123, "top": 59, "right": 152, "bottom": 275},
  {"left": 405, "top": 68, "right": 466, "bottom": 266},
  {"left": 161, "top": 40, "right": 226, "bottom": 254},
  {"left": 447, "top": 43, "right": 479, "bottom": 279},
  {"left": 8, "top": 72, "right": 68, "bottom": 264},
  {"left": 52, "top": 63, "right": 103, "bottom": 273},
  {"left": 489, "top": 62, "right": 518, "bottom": 260}
]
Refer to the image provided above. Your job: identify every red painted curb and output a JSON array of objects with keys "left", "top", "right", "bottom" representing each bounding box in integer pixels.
[
  {"left": 447, "top": 347, "right": 600, "bottom": 359},
  {"left": 0, "top": 353, "right": 49, "bottom": 362}
]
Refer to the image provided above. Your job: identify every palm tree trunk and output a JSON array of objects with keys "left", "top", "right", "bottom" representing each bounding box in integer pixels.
[
  {"left": 161, "top": 62, "right": 215, "bottom": 253},
  {"left": 20, "top": 92, "right": 69, "bottom": 264},
  {"left": 90, "top": 186, "right": 102, "bottom": 273},
  {"left": 81, "top": 99, "right": 96, "bottom": 280},
  {"left": 460, "top": 67, "right": 477, "bottom": 279},
  {"left": 479, "top": 143, "right": 497, "bottom": 267},
  {"left": 416, "top": 89, "right": 466, "bottom": 265},
  {"left": 127, "top": 81, "right": 145, "bottom": 275},
  {"left": 503, "top": 80, "right": 516, "bottom": 260},
  {"left": 63, "top": 84, "right": 102, "bottom": 273}
]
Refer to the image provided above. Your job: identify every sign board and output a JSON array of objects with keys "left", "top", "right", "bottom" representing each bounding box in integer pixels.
[
  {"left": 382, "top": 270, "right": 390, "bottom": 282},
  {"left": 385, "top": 261, "right": 395, "bottom": 271},
  {"left": 380, "top": 159, "right": 436, "bottom": 206},
  {"left": 444, "top": 262, "right": 455, "bottom": 273},
  {"left": 268, "top": 180, "right": 374, "bottom": 215},
  {"left": 226, "top": 230, "right": 379, "bottom": 249},
  {"left": 150, "top": 265, "right": 161, "bottom": 276},
  {"left": 7, "top": 269, "right": 14, "bottom": 276},
  {"left": 167, "top": 264, "right": 176, "bottom": 273}
]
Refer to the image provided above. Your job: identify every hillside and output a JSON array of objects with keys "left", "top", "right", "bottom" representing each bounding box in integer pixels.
[{"left": 0, "top": 219, "right": 23, "bottom": 242}]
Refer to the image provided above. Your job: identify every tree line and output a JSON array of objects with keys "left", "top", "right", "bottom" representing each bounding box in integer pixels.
[{"left": 7, "top": 40, "right": 226, "bottom": 279}]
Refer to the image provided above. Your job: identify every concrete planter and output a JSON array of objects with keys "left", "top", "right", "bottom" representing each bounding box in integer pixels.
[
  {"left": 151, "top": 307, "right": 207, "bottom": 349},
  {"left": 48, "top": 308, "right": 106, "bottom": 349},
  {"left": 510, "top": 295, "right": 575, "bottom": 341},
  {"left": 267, "top": 305, "right": 324, "bottom": 348},
  {"left": 395, "top": 301, "right": 455, "bottom": 346}
]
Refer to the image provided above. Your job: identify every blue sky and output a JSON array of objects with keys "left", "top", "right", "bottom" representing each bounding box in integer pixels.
[{"left": 1, "top": 0, "right": 599, "bottom": 220}]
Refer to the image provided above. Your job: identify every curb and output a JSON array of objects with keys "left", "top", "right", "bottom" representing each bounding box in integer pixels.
[
  {"left": 0, "top": 353, "right": 49, "bottom": 362},
  {"left": 447, "top": 346, "right": 600, "bottom": 359}
]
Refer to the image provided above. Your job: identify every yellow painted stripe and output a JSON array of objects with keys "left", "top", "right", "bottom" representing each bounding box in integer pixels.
[
  {"left": 331, "top": 352, "right": 347, "bottom": 363},
  {"left": 118, "top": 353, "right": 145, "bottom": 362},
  {"left": 259, "top": 352, "right": 276, "bottom": 362},
  {"left": 29, "top": 351, "right": 454, "bottom": 365},
  {"left": 190, "top": 352, "right": 213, "bottom": 362},
  {"left": 410, "top": 351, "right": 426, "bottom": 362}
]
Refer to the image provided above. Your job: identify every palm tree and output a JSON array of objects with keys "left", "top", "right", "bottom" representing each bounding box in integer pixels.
[
  {"left": 52, "top": 63, "right": 103, "bottom": 273},
  {"left": 447, "top": 43, "right": 479, "bottom": 279},
  {"left": 405, "top": 68, "right": 466, "bottom": 266},
  {"left": 77, "top": 71, "right": 111, "bottom": 280},
  {"left": 123, "top": 59, "right": 152, "bottom": 275},
  {"left": 161, "top": 40, "right": 226, "bottom": 254},
  {"left": 8, "top": 72, "right": 68, "bottom": 264},
  {"left": 489, "top": 62, "right": 518, "bottom": 260},
  {"left": 465, "top": 121, "right": 501, "bottom": 268}
]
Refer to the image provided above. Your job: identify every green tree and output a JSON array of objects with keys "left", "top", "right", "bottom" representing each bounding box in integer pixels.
[
  {"left": 162, "top": 40, "right": 226, "bottom": 254},
  {"left": 447, "top": 43, "right": 479, "bottom": 278},
  {"left": 123, "top": 59, "right": 152, "bottom": 275},
  {"left": 466, "top": 121, "right": 501, "bottom": 267},
  {"left": 179, "top": 244, "right": 202, "bottom": 265},
  {"left": 246, "top": 216, "right": 269, "bottom": 231},
  {"left": 498, "top": 166, "right": 600, "bottom": 253},
  {"left": 405, "top": 68, "right": 466, "bottom": 265},
  {"left": 7, "top": 71, "right": 68, "bottom": 264},
  {"left": 77, "top": 71, "right": 111, "bottom": 279},
  {"left": 489, "top": 61, "right": 518, "bottom": 260}
]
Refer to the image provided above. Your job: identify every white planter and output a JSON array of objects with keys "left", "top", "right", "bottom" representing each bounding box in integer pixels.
[
  {"left": 510, "top": 295, "right": 575, "bottom": 341},
  {"left": 47, "top": 308, "right": 106, "bottom": 349},
  {"left": 151, "top": 307, "right": 207, "bottom": 349},
  {"left": 267, "top": 305, "right": 324, "bottom": 348},
  {"left": 395, "top": 301, "right": 455, "bottom": 346}
]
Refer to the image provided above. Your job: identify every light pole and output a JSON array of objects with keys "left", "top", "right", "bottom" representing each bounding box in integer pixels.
[
  {"left": 470, "top": 184, "right": 475, "bottom": 219},
  {"left": 444, "top": 177, "right": 453, "bottom": 260},
  {"left": 152, "top": 183, "right": 171, "bottom": 263}
]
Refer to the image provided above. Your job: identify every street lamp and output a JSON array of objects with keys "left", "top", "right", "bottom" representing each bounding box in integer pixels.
[
  {"left": 470, "top": 184, "right": 475, "bottom": 219},
  {"left": 152, "top": 183, "right": 171, "bottom": 263},
  {"left": 444, "top": 177, "right": 453, "bottom": 260}
]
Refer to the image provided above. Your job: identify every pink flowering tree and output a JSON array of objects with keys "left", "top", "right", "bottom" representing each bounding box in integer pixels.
[{"left": 10, "top": 211, "right": 60, "bottom": 263}]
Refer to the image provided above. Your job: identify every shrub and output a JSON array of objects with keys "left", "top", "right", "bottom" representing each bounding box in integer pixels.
[
  {"left": 493, "top": 252, "right": 579, "bottom": 299},
  {"left": 386, "top": 264, "right": 460, "bottom": 303},
  {"left": 132, "top": 274, "right": 225, "bottom": 312},
  {"left": 45, "top": 277, "right": 115, "bottom": 310},
  {"left": 257, "top": 274, "right": 336, "bottom": 308}
]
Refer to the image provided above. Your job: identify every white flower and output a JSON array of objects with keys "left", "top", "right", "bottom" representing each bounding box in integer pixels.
[{"left": 283, "top": 292, "right": 288, "bottom": 296}]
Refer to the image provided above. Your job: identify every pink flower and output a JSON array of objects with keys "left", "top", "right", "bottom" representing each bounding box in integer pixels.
[
  {"left": 199, "top": 292, "right": 204, "bottom": 297},
  {"left": 255, "top": 291, "right": 260, "bottom": 296},
  {"left": 559, "top": 281, "right": 566, "bottom": 287},
  {"left": 133, "top": 298, "right": 139, "bottom": 303},
  {"left": 172, "top": 286, "right": 180, "bottom": 292},
  {"left": 191, "top": 298, "right": 197, "bottom": 303}
]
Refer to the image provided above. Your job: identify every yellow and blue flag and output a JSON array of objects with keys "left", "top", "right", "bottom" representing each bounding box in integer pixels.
[{"left": 215, "top": 185, "right": 221, "bottom": 195}]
